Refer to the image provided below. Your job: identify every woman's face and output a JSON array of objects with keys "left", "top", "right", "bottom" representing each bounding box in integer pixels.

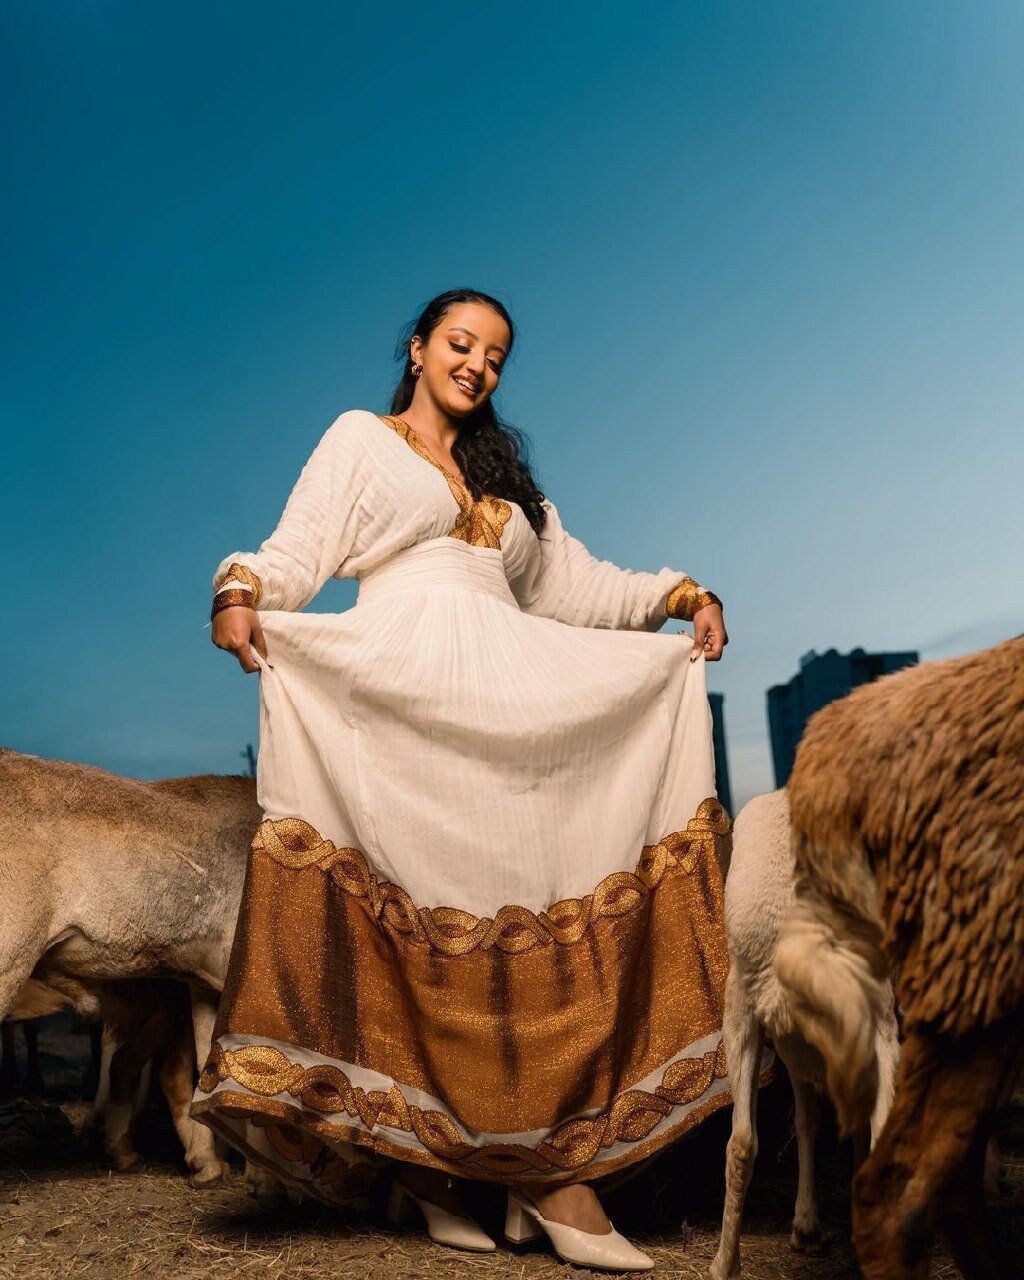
[{"left": 410, "top": 301, "right": 510, "bottom": 419}]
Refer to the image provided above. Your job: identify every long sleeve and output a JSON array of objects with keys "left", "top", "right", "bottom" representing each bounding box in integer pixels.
[
  {"left": 212, "top": 411, "right": 367, "bottom": 612},
  {"left": 509, "top": 498, "right": 718, "bottom": 631}
]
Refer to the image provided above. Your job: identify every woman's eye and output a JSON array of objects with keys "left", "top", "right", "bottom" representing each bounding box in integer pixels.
[{"left": 450, "top": 340, "right": 501, "bottom": 374}]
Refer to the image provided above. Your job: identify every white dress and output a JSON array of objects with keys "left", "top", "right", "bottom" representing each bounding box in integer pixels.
[{"left": 190, "top": 408, "right": 743, "bottom": 1206}]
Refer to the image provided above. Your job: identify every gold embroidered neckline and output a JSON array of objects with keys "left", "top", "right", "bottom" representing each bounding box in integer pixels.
[
  {"left": 378, "top": 414, "right": 468, "bottom": 487},
  {"left": 377, "top": 413, "right": 513, "bottom": 551}
]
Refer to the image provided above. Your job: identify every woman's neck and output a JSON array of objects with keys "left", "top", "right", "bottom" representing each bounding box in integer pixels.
[{"left": 398, "top": 398, "right": 460, "bottom": 449}]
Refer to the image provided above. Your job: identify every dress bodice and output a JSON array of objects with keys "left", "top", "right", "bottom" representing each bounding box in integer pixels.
[
  {"left": 210, "top": 407, "right": 707, "bottom": 632},
  {"left": 371, "top": 413, "right": 541, "bottom": 587}
]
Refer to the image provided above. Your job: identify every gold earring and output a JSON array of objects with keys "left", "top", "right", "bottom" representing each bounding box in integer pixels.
[{"left": 411, "top": 363, "right": 422, "bottom": 376}]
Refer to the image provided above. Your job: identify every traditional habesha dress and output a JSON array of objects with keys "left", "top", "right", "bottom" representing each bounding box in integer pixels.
[{"left": 189, "top": 408, "right": 744, "bottom": 1207}]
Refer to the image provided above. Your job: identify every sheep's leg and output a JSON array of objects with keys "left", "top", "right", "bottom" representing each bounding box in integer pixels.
[
  {"left": 188, "top": 988, "right": 232, "bottom": 1176},
  {"left": 0, "top": 942, "right": 48, "bottom": 1096},
  {"left": 852, "top": 1023, "right": 1016, "bottom": 1280},
  {"left": 789, "top": 1076, "right": 822, "bottom": 1252},
  {"left": 85, "top": 1025, "right": 116, "bottom": 1131},
  {"left": 941, "top": 1125, "right": 1008, "bottom": 1280},
  {"left": 850, "top": 985, "right": 901, "bottom": 1172},
  {"left": 709, "top": 966, "right": 763, "bottom": 1280},
  {"left": 982, "top": 1135, "right": 1004, "bottom": 1199},
  {"left": 157, "top": 1017, "right": 228, "bottom": 1188},
  {"left": 105, "top": 1010, "right": 168, "bottom": 1172},
  {"left": 870, "top": 987, "right": 899, "bottom": 1144},
  {"left": 190, "top": 989, "right": 218, "bottom": 1069},
  {"left": 939, "top": 1021, "right": 1024, "bottom": 1280},
  {"left": 245, "top": 1122, "right": 292, "bottom": 1210},
  {"left": 80, "top": 1023, "right": 117, "bottom": 1152},
  {"left": 132, "top": 1060, "right": 153, "bottom": 1118}
]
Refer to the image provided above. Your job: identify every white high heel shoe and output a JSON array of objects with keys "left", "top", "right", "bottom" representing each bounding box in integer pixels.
[
  {"left": 385, "top": 1176, "right": 496, "bottom": 1253},
  {"left": 505, "top": 1188, "right": 655, "bottom": 1272}
]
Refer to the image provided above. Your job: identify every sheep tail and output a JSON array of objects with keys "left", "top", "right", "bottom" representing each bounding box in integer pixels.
[{"left": 774, "top": 850, "right": 889, "bottom": 1136}]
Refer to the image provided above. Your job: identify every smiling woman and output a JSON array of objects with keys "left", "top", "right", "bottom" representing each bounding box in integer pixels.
[{"left": 190, "top": 288, "right": 749, "bottom": 1273}]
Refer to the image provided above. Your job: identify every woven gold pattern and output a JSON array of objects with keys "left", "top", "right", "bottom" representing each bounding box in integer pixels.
[
  {"left": 198, "top": 1036, "right": 728, "bottom": 1176},
  {"left": 665, "top": 578, "right": 722, "bottom": 622},
  {"left": 211, "top": 588, "right": 257, "bottom": 617},
  {"left": 379, "top": 414, "right": 512, "bottom": 550},
  {"left": 216, "top": 561, "right": 264, "bottom": 608},
  {"left": 251, "top": 797, "right": 730, "bottom": 957}
]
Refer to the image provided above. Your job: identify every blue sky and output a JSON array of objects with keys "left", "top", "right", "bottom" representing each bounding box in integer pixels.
[{"left": 3, "top": 2, "right": 1022, "bottom": 807}]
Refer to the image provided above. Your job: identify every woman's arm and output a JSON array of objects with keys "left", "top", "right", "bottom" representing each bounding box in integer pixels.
[
  {"left": 210, "top": 411, "right": 369, "bottom": 673},
  {"left": 212, "top": 410, "right": 367, "bottom": 614},
  {"left": 510, "top": 498, "right": 721, "bottom": 632}
]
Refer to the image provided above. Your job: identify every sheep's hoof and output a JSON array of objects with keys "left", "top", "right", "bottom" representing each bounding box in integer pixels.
[
  {"left": 707, "top": 1260, "right": 740, "bottom": 1280},
  {"left": 190, "top": 1161, "right": 231, "bottom": 1189},
  {"left": 790, "top": 1226, "right": 828, "bottom": 1255},
  {"left": 108, "top": 1153, "right": 145, "bottom": 1175}
]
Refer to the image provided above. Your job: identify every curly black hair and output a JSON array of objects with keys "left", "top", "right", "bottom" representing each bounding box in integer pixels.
[{"left": 387, "top": 288, "right": 548, "bottom": 535}]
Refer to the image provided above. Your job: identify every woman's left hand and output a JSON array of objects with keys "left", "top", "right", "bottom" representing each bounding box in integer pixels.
[{"left": 691, "top": 603, "right": 729, "bottom": 663}]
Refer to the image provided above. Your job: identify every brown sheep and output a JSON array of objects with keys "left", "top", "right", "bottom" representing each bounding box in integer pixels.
[{"left": 774, "top": 634, "right": 1023, "bottom": 1280}]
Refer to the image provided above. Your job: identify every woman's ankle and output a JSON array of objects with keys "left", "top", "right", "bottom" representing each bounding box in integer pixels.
[
  {"left": 397, "top": 1164, "right": 466, "bottom": 1211},
  {"left": 515, "top": 1181, "right": 612, "bottom": 1234}
]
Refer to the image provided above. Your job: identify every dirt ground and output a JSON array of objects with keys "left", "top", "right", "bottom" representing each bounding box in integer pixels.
[{"left": 1, "top": 1014, "right": 1020, "bottom": 1279}]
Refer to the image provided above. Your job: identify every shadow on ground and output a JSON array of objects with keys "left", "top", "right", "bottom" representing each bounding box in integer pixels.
[{"left": 1, "top": 1012, "right": 1020, "bottom": 1278}]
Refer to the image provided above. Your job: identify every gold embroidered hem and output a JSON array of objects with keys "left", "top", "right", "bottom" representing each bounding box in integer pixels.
[
  {"left": 250, "top": 798, "right": 729, "bottom": 956},
  {"left": 190, "top": 797, "right": 747, "bottom": 1197},
  {"left": 191, "top": 1030, "right": 777, "bottom": 1193}
]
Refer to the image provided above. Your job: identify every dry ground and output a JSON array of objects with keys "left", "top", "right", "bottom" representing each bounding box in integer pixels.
[{"left": 1, "top": 1014, "right": 1020, "bottom": 1280}]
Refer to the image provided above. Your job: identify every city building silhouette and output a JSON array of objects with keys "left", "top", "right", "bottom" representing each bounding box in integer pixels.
[
  {"left": 767, "top": 646, "right": 919, "bottom": 787},
  {"left": 708, "top": 692, "right": 733, "bottom": 816}
]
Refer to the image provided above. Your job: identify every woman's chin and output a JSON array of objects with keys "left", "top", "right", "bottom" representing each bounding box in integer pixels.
[{"left": 447, "top": 393, "right": 484, "bottom": 417}]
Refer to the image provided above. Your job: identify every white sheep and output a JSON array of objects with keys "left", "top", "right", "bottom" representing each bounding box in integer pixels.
[{"left": 709, "top": 788, "right": 899, "bottom": 1280}]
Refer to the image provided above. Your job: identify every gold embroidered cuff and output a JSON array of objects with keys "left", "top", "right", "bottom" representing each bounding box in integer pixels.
[
  {"left": 211, "top": 589, "right": 257, "bottom": 619},
  {"left": 217, "top": 562, "right": 263, "bottom": 609},
  {"left": 665, "top": 579, "right": 723, "bottom": 622}
]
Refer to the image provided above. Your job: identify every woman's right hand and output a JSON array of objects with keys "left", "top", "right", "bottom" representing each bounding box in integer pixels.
[{"left": 212, "top": 605, "right": 268, "bottom": 674}]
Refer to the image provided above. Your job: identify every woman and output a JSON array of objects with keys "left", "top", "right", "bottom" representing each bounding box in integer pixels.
[{"left": 190, "top": 288, "right": 737, "bottom": 1273}]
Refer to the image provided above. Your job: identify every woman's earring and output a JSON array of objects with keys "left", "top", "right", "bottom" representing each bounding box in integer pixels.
[{"left": 411, "top": 364, "right": 423, "bottom": 376}]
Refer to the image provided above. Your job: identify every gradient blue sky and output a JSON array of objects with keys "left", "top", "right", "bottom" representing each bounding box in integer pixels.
[{"left": 4, "top": 3, "right": 1022, "bottom": 807}]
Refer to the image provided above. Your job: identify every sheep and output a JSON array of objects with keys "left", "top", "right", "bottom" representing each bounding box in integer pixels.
[
  {"left": 88, "top": 979, "right": 204, "bottom": 1176},
  {"left": 709, "top": 788, "right": 899, "bottom": 1280},
  {"left": 774, "top": 634, "right": 1024, "bottom": 1280},
  {"left": 6, "top": 975, "right": 200, "bottom": 1173},
  {"left": 0, "top": 747, "right": 259, "bottom": 1185}
]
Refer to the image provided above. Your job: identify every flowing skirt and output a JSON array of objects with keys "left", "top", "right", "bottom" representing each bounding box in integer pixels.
[{"left": 190, "top": 538, "right": 758, "bottom": 1206}]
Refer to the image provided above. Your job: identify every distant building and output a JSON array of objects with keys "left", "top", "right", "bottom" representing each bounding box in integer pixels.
[
  {"left": 708, "top": 692, "right": 734, "bottom": 816},
  {"left": 767, "top": 646, "right": 919, "bottom": 787}
]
